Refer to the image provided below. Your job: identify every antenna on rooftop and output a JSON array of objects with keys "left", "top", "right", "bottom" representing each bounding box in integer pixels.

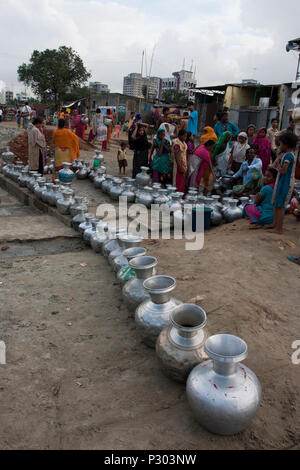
[
  {"left": 182, "top": 58, "right": 185, "bottom": 70},
  {"left": 190, "top": 60, "right": 194, "bottom": 72}
]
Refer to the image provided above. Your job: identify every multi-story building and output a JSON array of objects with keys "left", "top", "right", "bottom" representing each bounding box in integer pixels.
[
  {"left": 123, "top": 73, "right": 144, "bottom": 98},
  {"left": 16, "top": 92, "right": 28, "bottom": 103},
  {"left": 5, "top": 91, "right": 14, "bottom": 103},
  {"left": 160, "top": 69, "right": 197, "bottom": 100},
  {"left": 0, "top": 89, "right": 5, "bottom": 104},
  {"left": 123, "top": 73, "right": 160, "bottom": 100},
  {"left": 89, "top": 81, "right": 110, "bottom": 94}
]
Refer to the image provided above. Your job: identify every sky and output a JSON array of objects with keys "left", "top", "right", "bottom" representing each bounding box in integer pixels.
[{"left": 0, "top": 0, "right": 300, "bottom": 96}]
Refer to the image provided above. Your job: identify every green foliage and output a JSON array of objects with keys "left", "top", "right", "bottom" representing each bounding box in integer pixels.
[
  {"left": 162, "top": 89, "right": 189, "bottom": 106},
  {"left": 18, "top": 46, "right": 91, "bottom": 105},
  {"left": 62, "top": 86, "right": 90, "bottom": 104}
]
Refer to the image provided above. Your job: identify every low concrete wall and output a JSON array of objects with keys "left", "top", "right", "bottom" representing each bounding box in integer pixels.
[{"left": 0, "top": 174, "right": 72, "bottom": 228}]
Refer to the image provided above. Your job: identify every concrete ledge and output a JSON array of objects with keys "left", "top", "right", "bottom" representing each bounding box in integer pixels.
[{"left": 0, "top": 173, "right": 73, "bottom": 227}]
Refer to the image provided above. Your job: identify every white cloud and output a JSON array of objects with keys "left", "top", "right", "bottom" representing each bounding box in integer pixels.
[{"left": 0, "top": 0, "right": 299, "bottom": 96}]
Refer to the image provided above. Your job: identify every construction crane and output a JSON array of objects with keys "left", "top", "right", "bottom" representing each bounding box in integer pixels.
[{"left": 149, "top": 44, "right": 156, "bottom": 78}]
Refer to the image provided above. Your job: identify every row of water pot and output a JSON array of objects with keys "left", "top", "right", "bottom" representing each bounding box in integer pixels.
[
  {"left": 71, "top": 152, "right": 251, "bottom": 228},
  {"left": 73, "top": 212, "right": 262, "bottom": 437},
  {"left": 1, "top": 148, "right": 262, "bottom": 436}
]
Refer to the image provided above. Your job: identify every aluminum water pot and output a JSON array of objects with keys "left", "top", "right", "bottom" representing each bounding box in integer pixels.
[
  {"left": 108, "top": 235, "right": 143, "bottom": 267},
  {"left": 58, "top": 162, "right": 75, "bottom": 184},
  {"left": 136, "top": 166, "right": 151, "bottom": 188},
  {"left": 224, "top": 199, "right": 242, "bottom": 223},
  {"left": 109, "top": 178, "right": 123, "bottom": 200},
  {"left": 83, "top": 219, "right": 101, "bottom": 246},
  {"left": 113, "top": 247, "right": 147, "bottom": 274},
  {"left": 239, "top": 197, "right": 250, "bottom": 211},
  {"left": 94, "top": 168, "right": 106, "bottom": 189},
  {"left": 135, "top": 275, "right": 182, "bottom": 349},
  {"left": 78, "top": 213, "right": 94, "bottom": 236},
  {"left": 121, "top": 185, "right": 136, "bottom": 203},
  {"left": 70, "top": 196, "right": 85, "bottom": 217},
  {"left": 57, "top": 190, "right": 73, "bottom": 214},
  {"left": 136, "top": 186, "right": 154, "bottom": 208},
  {"left": 76, "top": 162, "right": 89, "bottom": 180},
  {"left": 101, "top": 226, "right": 127, "bottom": 257},
  {"left": 72, "top": 206, "right": 88, "bottom": 232},
  {"left": 156, "top": 304, "right": 208, "bottom": 383},
  {"left": 41, "top": 183, "right": 53, "bottom": 204},
  {"left": 2, "top": 146, "right": 15, "bottom": 164},
  {"left": 117, "top": 248, "right": 148, "bottom": 285},
  {"left": 101, "top": 175, "right": 114, "bottom": 194},
  {"left": 18, "top": 169, "right": 29, "bottom": 187},
  {"left": 35, "top": 178, "right": 46, "bottom": 200},
  {"left": 186, "top": 334, "right": 262, "bottom": 436},
  {"left": 122, "top": 256, "right": 158, "bottom": 314}
]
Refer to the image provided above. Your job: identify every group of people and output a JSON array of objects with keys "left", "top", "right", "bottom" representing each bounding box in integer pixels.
[
  {"left": 27, "top": 116, "right": 80, "bottom": 180},
  {"left": 88, "top": 108, "right": 115, "bottom": 151},
  {"left": 125, "top": 107, "right": 298, "bottom": 236}
]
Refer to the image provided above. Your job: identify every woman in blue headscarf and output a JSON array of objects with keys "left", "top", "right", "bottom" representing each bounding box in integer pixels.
[
  {"left": 128, "top": 113, "right": 143, "bottom": 149},
  {"left": 150, "top": 128, "right": 172, "bottom": 184}
]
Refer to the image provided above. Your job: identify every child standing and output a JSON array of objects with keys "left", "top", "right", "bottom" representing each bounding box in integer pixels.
[
  {"left": 270, "top": 133, "right": 297, "bottom": 234},
  {"left": 117, "top": 143, "right": 128, "bottom": 175},
  {"left": 113, "top": 122, "right": 121, "bottom": 139}
]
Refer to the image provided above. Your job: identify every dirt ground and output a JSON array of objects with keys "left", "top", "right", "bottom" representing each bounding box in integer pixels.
[{"left": 0, "top": 122, "right": 300, "bottom": 450}]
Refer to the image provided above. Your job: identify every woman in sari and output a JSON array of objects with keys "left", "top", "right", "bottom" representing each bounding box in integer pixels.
[
  {"left": 198, "top": 126, "right": 218, "bottom": 190},
  {"left": 105, "top": 109, "right": 114, "bottom": 147},
  {"left": 27, "top": 118, "right": 46, "bottom": 173},
  {"left": 232, "top": 147, "right": 263, "bottom": 196},
  {"left": 90, "top": 109, "right": 108, "bottom": 150},
  {"left": 247, "top": 124, "right": 256, "bottom": 145},
  {"left": 150, "top": 128, "right": 172, "bottom": 185},
  {"left": 71, "top": 110, "right": 86, "bottom": 139},
  {"left": 131, "top": 124, "right": 151, "bottom": 178},
  {"left": 243, "top": 167, "right": 277, "bottom": 228},
  {"left": 52, "top": 118, "right": 80, "bottom": 180},
  {"left": 173, "top": 130, "right": 188, "bottom": 192},
  {"left": 227, "top": 132, "right": 250, "bottom": 173},
  {"left": 252, "top": 127, "right": 271, "bottom": 175},
  {"left": 212, "top": 131, "right": 232, "bottom": 177},
  {"left": 188, "top": 140, "right": 216, "bottom": 190}
]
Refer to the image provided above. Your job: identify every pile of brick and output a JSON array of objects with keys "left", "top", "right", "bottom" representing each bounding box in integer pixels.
[
  {"left": 9, "top": 132, "right": 29, "bottom": 164},
  {"left": 8, "top": 128, "right": 95, "bottom": 165}
]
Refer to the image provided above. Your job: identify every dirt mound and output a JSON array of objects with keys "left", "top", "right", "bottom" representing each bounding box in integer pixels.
[
  {"left": 8, "top": 129, "right": 94, "bottom": 165},
  {"left": 9, "top": 132, "right": 28, "bottom": 164}
]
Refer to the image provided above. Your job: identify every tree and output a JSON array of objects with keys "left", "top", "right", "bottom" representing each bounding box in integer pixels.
[
  {"left": 162, "top": 89, "right": 189, "bottom": 107},
  {"left": 18, "top": 46, "right": 91, "bottom": 106},
  {"left": 62, "top": 86, "right": 90, "bottom": 104}
]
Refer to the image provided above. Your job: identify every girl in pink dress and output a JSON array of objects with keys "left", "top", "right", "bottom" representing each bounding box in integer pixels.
[{"left": 252, "top": 127, "right": 271, "bottom": 175}]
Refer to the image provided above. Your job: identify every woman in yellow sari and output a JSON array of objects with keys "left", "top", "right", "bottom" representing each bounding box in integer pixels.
[
  {"left": 52, "top": 118, "right": 80, "bottom": 180},
  {"left": 199, "top": 126, "right": 218, "bottom": 190}
]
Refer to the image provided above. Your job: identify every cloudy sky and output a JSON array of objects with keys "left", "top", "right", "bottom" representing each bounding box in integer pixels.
[{"left": 1, "top": 0, "right": 300, "bottom": 95}]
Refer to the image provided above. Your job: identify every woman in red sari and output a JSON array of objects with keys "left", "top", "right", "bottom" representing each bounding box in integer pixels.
[
  {"left": 71, "top": 110, "right": 86, "bottom": 139},
  {"left": 105, "top": 109, "right": 114, "bottom": 148},
  {"left": 252, "top": 127, "right": 271, "bottom": 175},
  {"left": 188, "top": 140, "right": 216, "bottom": 189}
]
